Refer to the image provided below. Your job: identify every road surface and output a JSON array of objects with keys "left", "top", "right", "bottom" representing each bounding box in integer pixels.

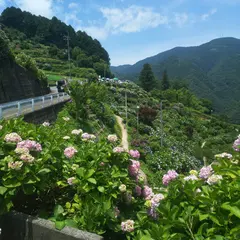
[{"left": 0, "top": 93, "right": 70, "bottom": 120}]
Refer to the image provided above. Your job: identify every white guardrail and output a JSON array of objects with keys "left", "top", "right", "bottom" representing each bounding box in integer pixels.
[{"left": 0, "top": 92, "right": 70, "bottom": 120}]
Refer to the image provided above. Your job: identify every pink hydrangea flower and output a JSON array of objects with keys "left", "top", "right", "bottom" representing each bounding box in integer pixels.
[
  {"left": 64, "top": 147, "right": 78, "bottom": 158},
  {"left": 121, "top": 220, "right": 134, "bottom": 232},
  {"left": 199, "top": 165, "right": 213, "bottom": 179},
  {"left": 142, "top": 186, "right": 154, "bottom": 200},
  {"left": 67, "top": 177, "right": 76, "bottom": 185},
  {"left": 162, "top": 170, "right": 178, "bottom": 186},
  {"left": 135, "top": 185, "right": 142, "bottom": 197},
  {"left": 128, "top": 160, "right": 140, "bottom": 177},
  {"left": 233, "top": 136, "right": 240, "bottom": 152},
  {"left": 82, "top": 133, "right": 91, "bottom": 139},
  {"left": 129, "top": 150, "right": 140, "bottom": 159},
  {"left": 113, "top": 147, "right": 125, "bottom": 153},
  {"left": 17, "top": 140, "right": 42, "bottom": 152},
  {"left": 4, "top": 133, "right": 22, "bottom": 143}
]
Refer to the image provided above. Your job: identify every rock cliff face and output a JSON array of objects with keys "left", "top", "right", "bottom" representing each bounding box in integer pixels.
[{"left": 0, "top": 59, "right": 50, "bottom": 104}]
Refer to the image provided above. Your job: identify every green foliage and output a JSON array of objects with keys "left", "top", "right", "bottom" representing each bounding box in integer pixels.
[
  {"left": 15, "top": 52, "right": 48, "bottom": 87},
  {"left": 0, "top": 29, "right": 13, "bottom": 62},
  {"left": 0, "top": 7, "right": 110, "bottom": 63},
  {"left": 0, "top": 80, "right": 239, "bottom": 240},
  {"left": 161, "top": 70, "right": 170, "bottom": 90},
  {"left": 139, "top": 64, "right": 157, "bottom": 92}
]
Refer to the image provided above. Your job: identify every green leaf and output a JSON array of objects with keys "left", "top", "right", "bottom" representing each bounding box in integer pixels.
[
  {"left": 140, "top": 236, "right": 154, "bottom": 240},
  {"left": 37, "top": 168, "right": 51, "bottom": 175},
  {"left": 199, "top": 214, "right": 209, "bottom": 221},
  {"left": 3, "top": 179, "right": 21, "bottom": 188},
  {"left": 85, "top": 169, "right": 95, "bottom": 178},
  {"left": 22, "top": 185, "right": 36, "bottom": 195},
  {"left": 55, "top": 220, "right": 65, "bottom": 230},
  {"left": 76, "top": 167, "right": 85, "bottom": 178},
  {"left": 209, "top": 214, "right": 222, "bottom": 226},
  {"left": 0, "top": 186, "right": 7, "bottom": 195},
  {"left": 54, "top": 205, "right": 64, "bottom": 219},
  {"left": 221, "top": 202, "right": 240, "bottom": 219},
  {"left": 98, "top": 186, "right": 105, "bottom": 193},
  {"left": 87, "top": 178, "right": 97, "bottom": 184},
  {"left": 65, "top": 219, "right": 78, "bottom": 228}
]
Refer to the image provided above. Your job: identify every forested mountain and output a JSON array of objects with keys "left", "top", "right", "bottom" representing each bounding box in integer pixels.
[
  {"left": 0, "top": 7, "right": 109, "bottom": 63},
  {"left": 111, "top": 38, "right": 240, "bottom": 123},
  {"left": 0, "top": 7, "right": 112, "bottom": 80}
]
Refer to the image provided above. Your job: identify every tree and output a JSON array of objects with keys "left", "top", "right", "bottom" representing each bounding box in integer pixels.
[
  {"left": 139, "top": 63, "right": 156, "bottom": 92},
  {"left": 161, "top": 69, "right": 170, "bottom": 90}
]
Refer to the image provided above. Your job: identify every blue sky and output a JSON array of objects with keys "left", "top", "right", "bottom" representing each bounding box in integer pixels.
[{"left": 0, "top": 0, "right": 240, "bottom": 65}]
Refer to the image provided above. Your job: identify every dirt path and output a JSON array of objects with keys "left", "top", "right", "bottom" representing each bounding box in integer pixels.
[
  {"left": 115, "top": 115, "right": 129, "bottom": 151},
  {"left": 115, "top": 115, "right": 147, "bottom": 183}
]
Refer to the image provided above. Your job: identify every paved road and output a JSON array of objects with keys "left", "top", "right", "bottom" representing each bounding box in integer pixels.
[{"left": 0, "top": 93, "right": 70, "bottom": 120}]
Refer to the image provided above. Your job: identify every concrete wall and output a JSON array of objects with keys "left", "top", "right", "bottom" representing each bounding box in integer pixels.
[
  {"left": 0, "top": 211, "right": 103, "bottom": 240},
  {"left": 23, "top": 101, "right": 68, "bottom": 124}
]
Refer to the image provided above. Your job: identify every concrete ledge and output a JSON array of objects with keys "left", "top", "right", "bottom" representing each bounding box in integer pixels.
[{"left": 0, "top": 211, "right": 103, "bottom": 240}]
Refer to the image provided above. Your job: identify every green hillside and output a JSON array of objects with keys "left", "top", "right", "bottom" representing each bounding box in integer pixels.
[
  {"left": 0, "top": 7, "right": 113, "bottom": 83},
  {"left": 111, "top": 38, "right": 240, "bottom": 123},
  {"left": 1, "top": 79, "right": 239, "bottom": 239}
]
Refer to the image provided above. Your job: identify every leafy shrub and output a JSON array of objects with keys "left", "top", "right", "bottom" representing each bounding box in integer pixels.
[{"left": 139, "top": 106, "right": 158, "bottom": 125}]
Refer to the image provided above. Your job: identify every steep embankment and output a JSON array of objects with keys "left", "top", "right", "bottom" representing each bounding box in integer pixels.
[{"left": 0, "top": 30, "right": 49, "bottom": 103}]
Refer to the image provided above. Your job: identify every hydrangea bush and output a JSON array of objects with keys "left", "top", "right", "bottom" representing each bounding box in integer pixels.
[{"left": 0, "top": 118, "right": 239, "bottom": 240}]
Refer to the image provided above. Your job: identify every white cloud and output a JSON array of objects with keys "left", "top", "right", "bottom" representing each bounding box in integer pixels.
[
  {"left": 173, "top": 13, "right": 188, "bottom": 27},
  {"left": 81, "top": 26, "right": 109, "bottom": 40},
  {"left": 201, "top": 8, "right": 217, "bottom": 21},
  {"left": 65, "top": 11, "right": 82, "bottom": 26},
  {"left": 68, "top": 2, "right": 78, "bottom": 9},
  {"left": 15, "top": 0, "right": 54, "bottom": 18},
  {"left": 100, "top": 5, "right": 168, "bottom": 34}
]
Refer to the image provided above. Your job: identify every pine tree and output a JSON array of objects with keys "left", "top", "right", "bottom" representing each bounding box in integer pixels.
[
  {"left": 139, "top": 63, "right": 156, "bottom": 92},
  {"left": 161, "top": 69, "right": 170, "bottom": 90}
]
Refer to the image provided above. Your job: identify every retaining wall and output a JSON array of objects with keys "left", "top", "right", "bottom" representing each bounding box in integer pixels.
[{"left": 0, "top": 211, "right": 103, "bottom": 240}]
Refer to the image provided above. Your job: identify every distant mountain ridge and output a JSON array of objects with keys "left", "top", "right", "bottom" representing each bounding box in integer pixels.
[{"left": 111, "top": 37, "right": 240, "bottom": 123}]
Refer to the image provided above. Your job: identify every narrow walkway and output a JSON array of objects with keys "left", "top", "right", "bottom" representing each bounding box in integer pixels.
[
  {"left": 116, "top": 115, "right": 148, "bottom": 184},
  {"left": 115, "top": 115, "right": 129, "bottom": 151}
]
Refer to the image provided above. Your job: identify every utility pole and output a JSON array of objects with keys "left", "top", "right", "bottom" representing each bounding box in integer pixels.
[
  {"left": 125, "top": 91, "right": 128, "bottom": 126},
  {"left": 104, "top": 64, "right": 106, "bottom": 79},
  {"left": 160, "top": 100, "right": 163, "bottom": 147},
  {"left": 63, "top": 32, "right": 71, "bottom": 81},
  {"left": 136, "top": 106, "right": 140, "bottom": 136}
]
